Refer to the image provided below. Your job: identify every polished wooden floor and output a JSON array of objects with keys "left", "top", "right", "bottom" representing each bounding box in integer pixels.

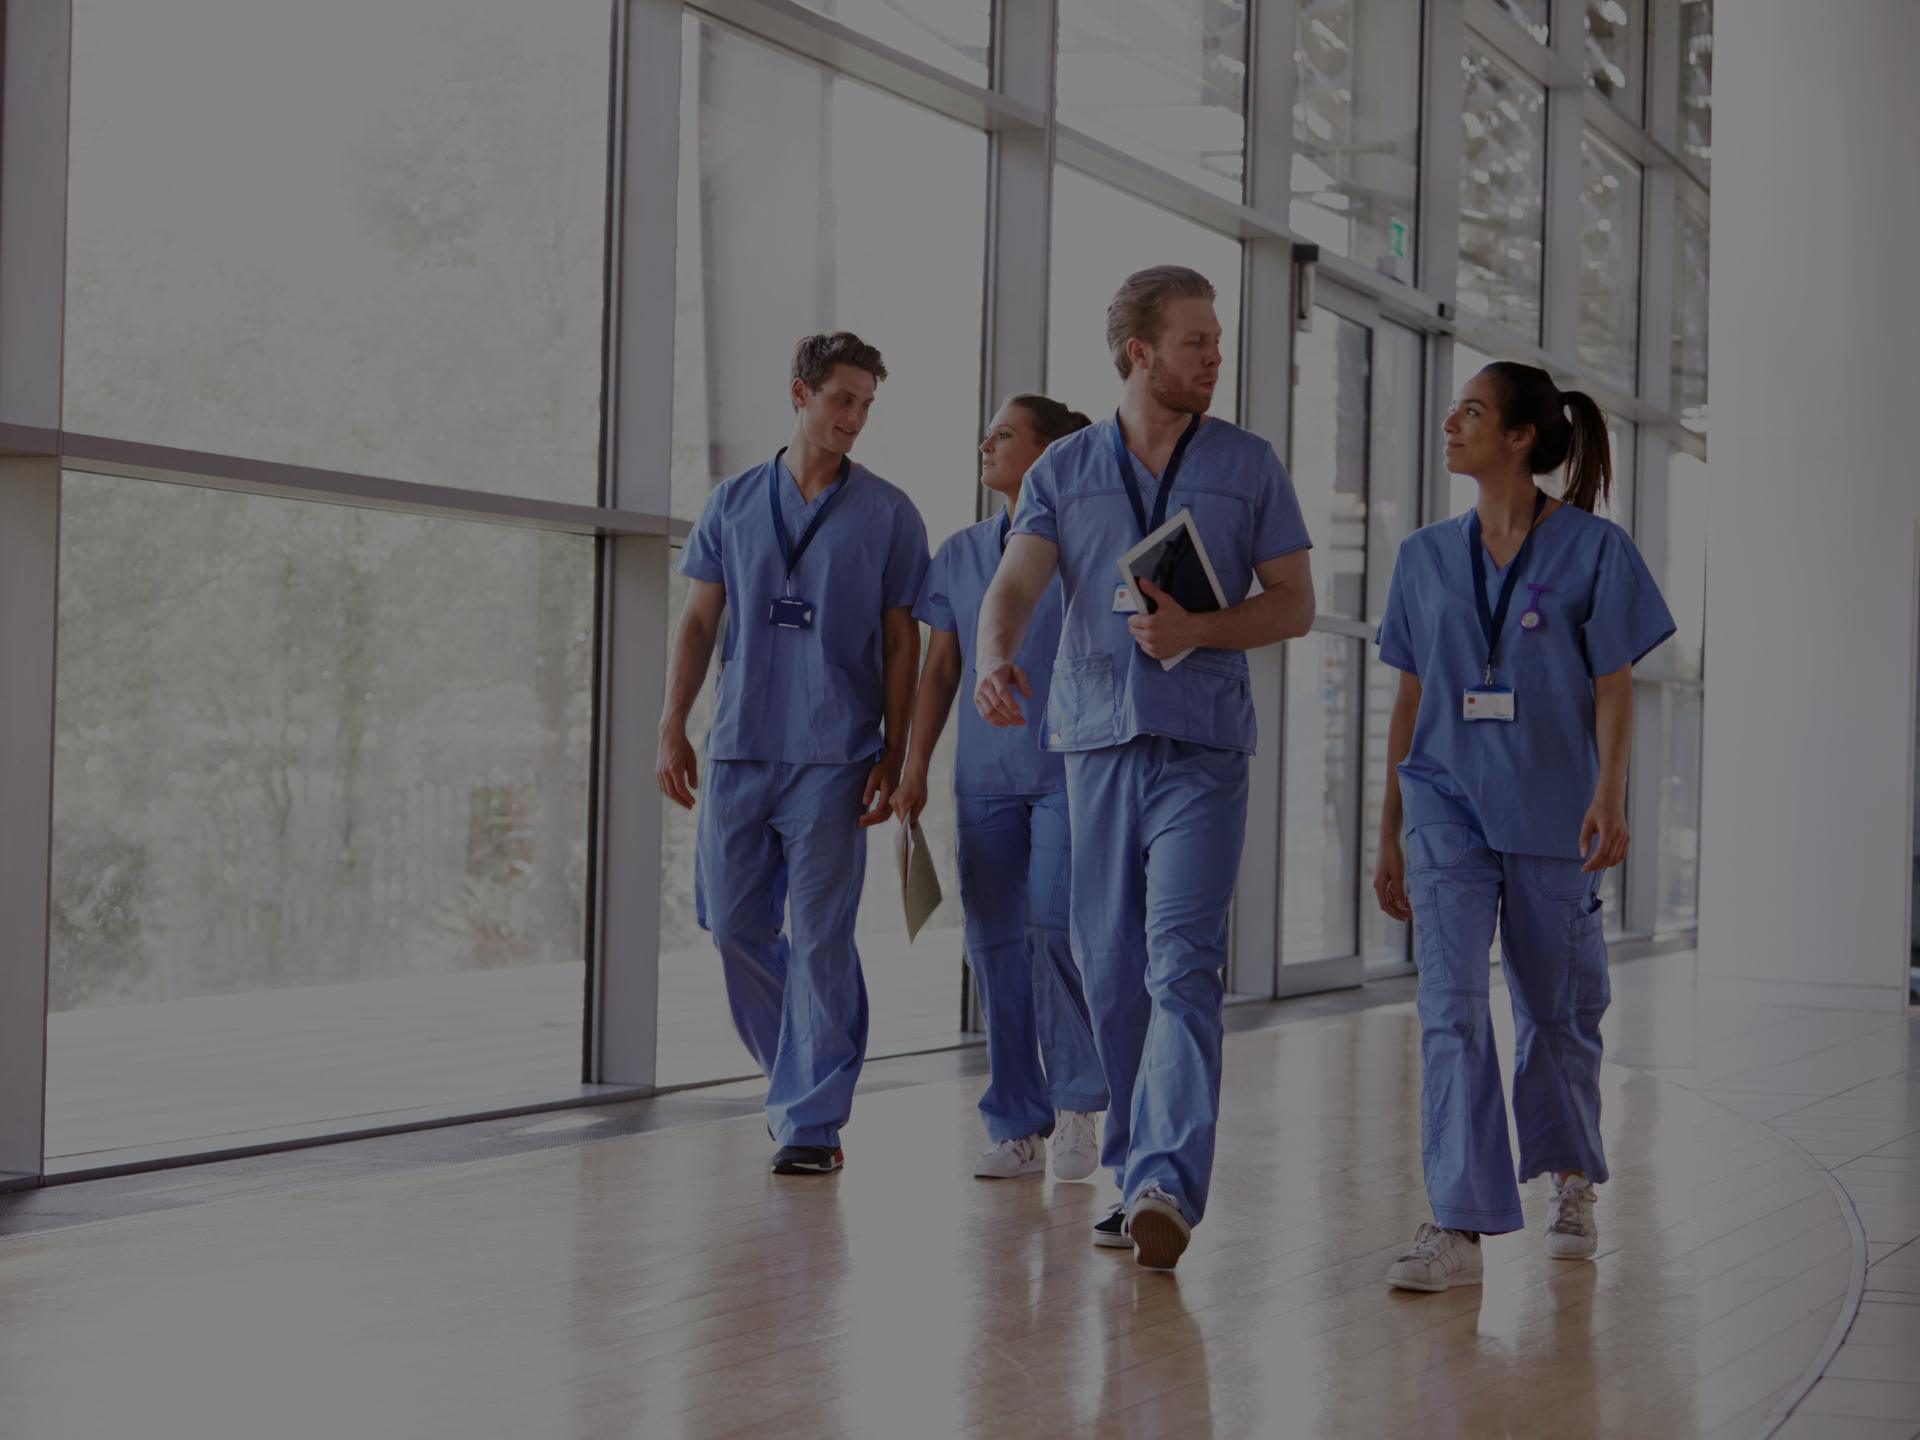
[{"left": 2, "top": 952, "right": 1914, "bottom": 1440}]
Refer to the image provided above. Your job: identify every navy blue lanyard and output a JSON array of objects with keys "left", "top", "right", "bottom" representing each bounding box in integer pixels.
[
  {"left": 1111, "top": 412, "right": 1203, "bottom": 537},
  {"left": 1467, "top": 489, "right": 1548, "bottom": 685},
  {"left": 767, "top": 449, "right": 852, "bottom": 590}
]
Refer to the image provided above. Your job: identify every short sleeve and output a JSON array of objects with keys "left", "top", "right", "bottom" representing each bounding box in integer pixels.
[
  {"left": 913, "top": 537, "right": 957, "bottom": 631},
  {"left": 676, "top": 482, "right": 728, "bottom": 585},
  {"left": 1010, "top": 449, "right": 1061, "bottom": 545},
  {"left": 1375, "top": 539, "right": 1420, "bottom": 674},
  {"left": 1252, "top": 447, "right": 1313, "bottom": 563},
  {"left": 1580, "top": 524, "right": 1676, "bottom": 677},
  {"left": 882, "top": 496, "right": 931, "bottom": 611}
]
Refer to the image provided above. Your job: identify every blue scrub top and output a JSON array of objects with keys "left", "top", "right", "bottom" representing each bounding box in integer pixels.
[
  {"left": 915, "top": 513, "right": 1066, "bottom": 796},
  {"left": 1011, "top": 414, "right": 1313, "bottom": 756},
  {"left": 1375, "top": 501, "right": 1676, "bottom": 858},
  {"left": 678, "top": 454, "right": 930, "bottom": 765}
]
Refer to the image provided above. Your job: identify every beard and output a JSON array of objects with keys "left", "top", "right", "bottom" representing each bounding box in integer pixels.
[{"left": 1146, "top": 354, "right": 1215, "bottom": 416}]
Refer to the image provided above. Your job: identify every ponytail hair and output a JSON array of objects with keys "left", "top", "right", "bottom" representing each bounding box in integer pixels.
[
  {"left": 1478, "top": 361, "right": 1614, "bottom": 513},
  {"left": 1004, "top": 393, "right": 1094, "bottom": 445}
]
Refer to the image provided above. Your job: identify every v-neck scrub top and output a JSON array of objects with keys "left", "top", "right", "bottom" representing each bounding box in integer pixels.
[
  {"left": 678, "top": 455, "right": 930, "bottom": 765},
  {"left": 1374, "top": 502, "right": 1675, "bottom": 859},
  {"left": 1010, "top": 415, "right": 1312, "bottom": 756}
]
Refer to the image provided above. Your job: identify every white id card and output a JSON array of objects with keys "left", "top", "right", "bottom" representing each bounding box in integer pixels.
[
  {"left": 1112, "top": 583, "right": 1140, "bottom": 614},
  {"left": 1463, "top": 686, "right": 1516, "bottom": 722}
]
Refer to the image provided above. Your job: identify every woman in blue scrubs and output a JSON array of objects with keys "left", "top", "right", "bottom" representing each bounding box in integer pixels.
[
  {"left": 893, "top": 395, "right": 1110, "bottom": 1182},
  {"left": 1372, "top": 361, "right": 1675, "bottom": 1292}
]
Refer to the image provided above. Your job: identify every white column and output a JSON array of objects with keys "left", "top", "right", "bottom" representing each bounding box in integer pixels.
[{"left": 1696, "top": 1, "right": 1920, "bottom": 1008}]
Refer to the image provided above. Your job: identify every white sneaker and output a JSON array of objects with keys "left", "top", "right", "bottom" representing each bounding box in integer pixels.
[
  {"left": 1546, "top": 1174, "right": 1599, "bottom": 1259},
  {"left": 1050, "top": 1111, "right": 1100, "bottom": 1182},
  {"left": 1386, "top": 1222, "right": 1484, "bottom": 1292},
  {"left": 1127, "top": 1186, "right": 1191, "bottom": 1270},
  {"left": 973, "top": 1134, "right": 1046, "bottom": 1179}
]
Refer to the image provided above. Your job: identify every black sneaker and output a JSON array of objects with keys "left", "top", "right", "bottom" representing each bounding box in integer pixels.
[
  {"left": 1093, "top": 1204, "right": 1130, "bottom": 1249},
  {"left": 771, "top": 1144, "right": 844, "bottom": 1175}
]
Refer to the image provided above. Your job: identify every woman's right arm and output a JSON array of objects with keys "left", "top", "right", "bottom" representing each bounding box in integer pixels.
[
  {"left": 892, "top": 628, "right": 964, "bottom": 825},
  {"left": 1372, "top": 669, "right": 1423, "bottom": 920}
]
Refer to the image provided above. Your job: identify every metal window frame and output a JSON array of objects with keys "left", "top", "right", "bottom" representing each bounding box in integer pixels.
[{"left": 1228, "top": 0, "right": 1302, "bottom": 1002}]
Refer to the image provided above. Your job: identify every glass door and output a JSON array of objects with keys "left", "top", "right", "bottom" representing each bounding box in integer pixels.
[{"left": 1279, "top": 288, "right": 1424, "bottom": 995}]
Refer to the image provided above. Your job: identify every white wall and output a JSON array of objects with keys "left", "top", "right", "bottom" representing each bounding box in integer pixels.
[{"left": 1697, "top": 1, "right": 1920, "bottom": 1006}]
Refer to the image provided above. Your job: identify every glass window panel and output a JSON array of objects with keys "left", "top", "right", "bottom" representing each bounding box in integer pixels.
[
  {"left": 1056, "top": 0, "right": 1249, "bottom": 200},
  {"left": 1488, "top": 0, "right": 1551, "bottom": 45},
  {"left": 1661, "top": 447, "right": 1707, "bottom": 680},
  {"left": 1584, "top": 0, "right": 1642, "bottom": 114},
  {"left": 47, "top": 474, "right": 593, "bottom": 1160},
  {"left": 1646, "top": 684, "right": 1703, "bottom": 930},
  {"left": 1446, "top": 343, "right": 1498, "bottom": 517},
  {"left": 1047, "top": 166, "right": 1243, "bottom": 424},
  {"left": 1290, "top": 0, "right": 1423, "bottom": 283},
  {"left": 1457, "top": 44, "right": 1547, "bottom": 340},
  {"left": 1579, "top": 134, "right": 1642, "bottom": 395},
  {"left": 1673, "top": 209, "right": 1710, "bottom": 435},
  {"left": 1366, "top": 321, "right": 1425, "bottom": 619},
  {"left": 1601, "top": 419, "right": 1635, "bottom": 532},
  {"left": 64, "top": 0, "right": 609, "bottom": 504},
  {"left": 1678, "top": 0, "right": 1713, "bottom": 179},
  {"left": 1291, "top": 310, "right": 1371, "bottom": 621},
  {"left": 663, "top": 18, "right": 986, "bottom": 1081},
  {"left": 1284, "top": 633, "right": 1363, "bottom": 966},
  {"left": 671, "top": 19, "right": 988, "bottom": 528},
  {"left": 797, "top": 0, "right": 990, "bottom": 85},
  {"left": 1360, "top": 322, "right": 1422, "bottom": 969}
]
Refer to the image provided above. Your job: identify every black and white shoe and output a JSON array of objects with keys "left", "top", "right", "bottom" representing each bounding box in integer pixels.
[
  {"left": 771, "top": 1144, "right": 844, "bottom": 1175},
  {"left": 1093, "top": 1203, "right": 1130, "bottom": 1249}
]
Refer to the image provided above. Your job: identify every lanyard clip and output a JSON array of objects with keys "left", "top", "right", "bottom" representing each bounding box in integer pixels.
[{"left": 1483, "top": 663, "right": 1493, "bottom": 686}]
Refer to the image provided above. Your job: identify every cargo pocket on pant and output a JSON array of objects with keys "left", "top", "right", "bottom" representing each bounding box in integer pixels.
[{"left": 1569, "top": 892, "right": 1609, "bottom": 1011}]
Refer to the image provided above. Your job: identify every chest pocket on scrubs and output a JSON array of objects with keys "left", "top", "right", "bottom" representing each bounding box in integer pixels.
[
  {"left": 1506, "top": 577, "right": 1575, "bottom": 691},
  {"left": 1508, "top": 634, "right": 1557, "bottom": 689},
  {"left": 1176, "top": 488, "right": 1251, "bottom": 580},
  {"left": 1049, "top": 653, "right": 1122, "bottom": 749}
]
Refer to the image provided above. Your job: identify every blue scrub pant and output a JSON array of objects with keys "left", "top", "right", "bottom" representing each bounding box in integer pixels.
[
  {"left": 1066, "top": 737, "right": 1249, "bottom": 1227},
  {"left": 694, "top": 759, "right": 870, "bottom": 1149},
  {"left": 954, "top": 791, "right": 1107, "bottom": 1143},
  {"left": 1406, "top": 819, "right": 1612, "bottom": 1235}
]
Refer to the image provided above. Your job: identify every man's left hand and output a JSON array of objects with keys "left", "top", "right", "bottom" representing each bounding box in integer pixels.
[
  {"left": 1127, "top": 579, "right": 1207, "bottom": 661},
  {"left": 859, "top": 756, "right": 901, "bottom": 828}
]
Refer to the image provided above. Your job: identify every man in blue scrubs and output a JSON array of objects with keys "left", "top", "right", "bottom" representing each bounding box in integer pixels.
[
  {"left": 657, "top": 332, "right": 930, "bottom": 1176},
  {"left": 974, "top": 267, "right": 1317, "bottom": 1268}
]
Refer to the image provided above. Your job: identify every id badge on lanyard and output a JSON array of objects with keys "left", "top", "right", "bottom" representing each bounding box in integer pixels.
[
  {"left": 766, "top": 450, "right": 851, "bottom": 631},
  {"left": 1110, "top": 412, "right": 1201, "bottom": 617},
  {"left": 1464, "top": 491, "right": 1547, "bottom": 724}
]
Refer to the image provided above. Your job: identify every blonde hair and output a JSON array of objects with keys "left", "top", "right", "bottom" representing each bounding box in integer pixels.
[{"left": 1105, "top": 266, "right": 1216, "bottom": 379}]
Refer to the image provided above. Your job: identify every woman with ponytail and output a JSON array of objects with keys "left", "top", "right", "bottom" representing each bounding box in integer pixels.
[
  {"left": 892, "top": 395, "right": 1109, "bottom": 1183},
  {"left": 1371, "top": 360, "right": 1675, "bottom": 1292}
]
